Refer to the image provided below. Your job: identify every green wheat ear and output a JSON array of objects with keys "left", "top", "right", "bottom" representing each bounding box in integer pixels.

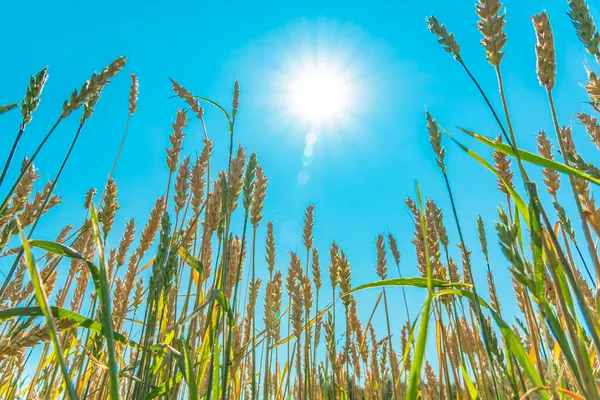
[
  {"left": 567, "top": 0, "right": 600, "bottom": 63},
  {"left": 426, "top": 15, "right": 461, "bottom": 61}
]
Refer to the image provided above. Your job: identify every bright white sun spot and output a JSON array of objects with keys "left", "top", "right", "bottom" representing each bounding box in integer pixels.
[{"left": 286, "top": 62, "right": 355, "bottom": 126}]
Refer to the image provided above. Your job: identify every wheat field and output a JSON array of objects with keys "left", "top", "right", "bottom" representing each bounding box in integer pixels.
[{"left": 1, "top": 0, "right": 600, "bottom": 399}]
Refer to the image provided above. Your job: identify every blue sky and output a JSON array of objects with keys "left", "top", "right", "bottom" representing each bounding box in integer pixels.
[{"left": 1, "top": 0, "right": 598, "bottom": 349}]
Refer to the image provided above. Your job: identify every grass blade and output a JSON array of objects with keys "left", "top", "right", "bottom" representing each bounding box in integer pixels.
[
  {"left": 442, "top": 131, "right": 530, "bottom": 225},
  {"left": 461, "top": 363, "right": 479, "bottom": 400},
  {"left": 179, "top": 246, "right": 206, "bottom": 283},
  {"left": 17, "top": 219, "right": 79, "bottom": 400},
  {"left": 406, "top": 182, "right": 433, "bottom": 399},
  {"left": 174, "top": 339, "right": 200, "bottom": 400},
  {"left": 458, "top": 127, "right": 600, "bottom": 185},
  {"left": 348, "top": 277, "right": 470, "bottom": 294}
]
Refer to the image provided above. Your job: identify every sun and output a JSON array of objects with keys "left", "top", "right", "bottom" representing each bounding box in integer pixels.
[{"left": 285, "top": 61, "right": 355, "bottom": 127}]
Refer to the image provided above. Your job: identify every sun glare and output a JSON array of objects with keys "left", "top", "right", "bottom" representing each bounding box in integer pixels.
[{"left": 286, "top": 62, "right": 355, "bottom": 127}]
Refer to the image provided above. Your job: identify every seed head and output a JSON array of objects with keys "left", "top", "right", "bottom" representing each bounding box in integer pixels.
[
  {"left": 84, "top": 188, "right": 97, "bottom": 210},
  {"left": 312, "top": 247, "right": 321, "bottom": 290},
  {"left": 13, "top": 158, "right": 38, "bottom": 212},
  {"left": 426, "top": 111, "right": 445, "bottom": 173},
  {"left": 337, "top": 250, "right": 352, "bottom": 304},
  {"left": 493, "top": 135, "right": 514, "bottom": 195},
  {"left": 375, "top": 234, "right": 387, "bottom": 280},
  {"left": 476, "top": 216, "right": 489, "bottom": 265},
  {"left": 137, "top": 196, "right": 166, "bottom": 259},
  {"left": 232, "top": 80, "right": 240, "bottom": 120},
  {"left": 475, "top": 0, "right": 507, "bottom": 67},
  {"left": 532, "top": 12, "right": 556, "bottom": 90},
  {"left": 99, "top": 178, "right": 119, "bottom": 237},
  {"left": 387, "top": 233, "right": 401, "bottom": 266},
  {"left": 585, "top": 69, "right": 600, "bottom": 113},
  {"left": 61, "top": 56, "right": 126, "bottom": 118},
  {"left": 265, "top": 221, "right": 276, "bottom": 276},
  {"left": 21, "top": 66, "right": 48, "bottom": 126},
  {"left": 242, "top": 153, "right": 258, "bottom": 212},
  {"left": 291, "top": 279, "right": 304, "bottom": 339},
  {"left": 426, "top": 16, "right": 461, "bottom": 61},
  {"left": 166, "top": 109, "right": 187, "bottom": 172},
  {"left": 174, "top": 156, "right": 191, "bottom": 213},
  {"left": 206, "top": 174, "right": 224, "bottom": 232},
  {"left": 116, "top": 219, "right": 136, "bottom": 267},
  {"left": 329, "top": 241, "right": 339, "bottom": 289},
  {"left": 559, "top": 126, "right": 576, "bottom": 157},
  {"left": 487, "top": 271, "right": 502, "bottom": 313},
  {"left": 128, "top": 74, "right": 139, "bottom": 116},
  {"left": 537, "top": 130, "right": 560, "bottom": 197},
  {"left": 250, "top": 165, "right": 268, "bottom": 226},
  {"left": 431, "top": 201, "right": 448, "bottom": 250},
  {"left": 567, "top": 0, "right": 600, "bottom": 63},
  {"left": 170, "top": 78, "right": 203, "bottom": 120},
  {"left": 191, "top": 153, "right": 208, "bottom": 216},
  {"left": 303, "top": 204, "right": 315, "bottom": 251},
  {"left": 228, "top": 146, "right": 246, "bottom": 213},
  {"left": 80, "top": 90, "right": 101, "bottom": 123},
  {"left": 576, "top": 112, "right": 600, "bottom": 150}
]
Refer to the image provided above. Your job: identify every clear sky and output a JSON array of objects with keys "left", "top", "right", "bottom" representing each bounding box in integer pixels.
[{"left": 1, "top": 0, "right": 598, "bottom": 347}]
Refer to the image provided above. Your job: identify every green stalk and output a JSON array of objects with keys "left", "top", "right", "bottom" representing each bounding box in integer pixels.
[
  {"left": 0, "top": 126, "right": 26, "bottom": 188},
  {"left": 263, "top": 332, "right": 270, "bottom": 400},
  {"left": 457, "top": 61, "right": 514, "bottom": 149},
  {"left": 311, "top": 289, "right": 319, "bottom": 399},
  {"left": 342, "top": 303, "right": 350, "bottom": 397},
  {"left": 304, "top": 248, "right": 311, "bottom": 400},
  {"left": 390, "top": 255, "right": 411, "bottom": 325},
  {"left": 331, "top": 285, "right": 337, "bottom": 400},
  {"left": 494, "top": 66, "right": 520, "bottom": 155},
  {"left": 107, "top": 114, "right": 132, "bottom": 182}
]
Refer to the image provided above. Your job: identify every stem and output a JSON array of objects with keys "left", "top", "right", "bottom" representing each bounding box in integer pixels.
[
  {"left": 457, "top": 60, "right": 530, "bottom": 183},
  {"left": 311, "top": 290, "right": 319, "bottom": 399},
  {"left": 0, "top": 126, "right": 25, "bottom": 188},
  {"left": 495, "top": 66, "right": 519, "bottom": 153},
  {"left": 108, "top": 115, "right": 132, "bottom": 180},
  {"left": 457, "top": 60, "right": 513, "bottom": 149},
  {"left": 331, "top": 286, "right": 337, "bottom": 400},
  {"left": 251, "top": 225, "right": 257, "bottom": 399},
  {"left": 263, "top": 333, "right": 270, "bottom": 400},
  {"left": 391, "top": 257, "right": 411, "bottom": 325}
]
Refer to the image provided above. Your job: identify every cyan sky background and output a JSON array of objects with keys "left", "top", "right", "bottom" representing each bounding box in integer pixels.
[{"left": 1, "top": 0, "right": 598, "bottom": 353}]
